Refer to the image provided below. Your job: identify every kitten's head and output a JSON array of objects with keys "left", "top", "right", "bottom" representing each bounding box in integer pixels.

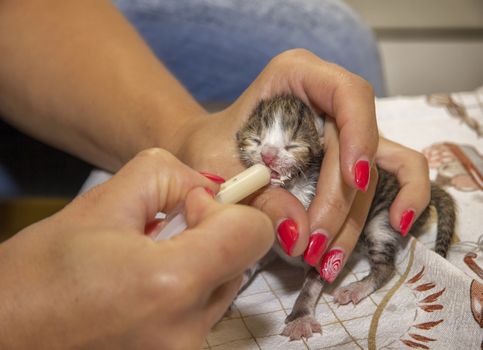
[{"left": 237, "top": 95, "right": 324, "bottom": 181}]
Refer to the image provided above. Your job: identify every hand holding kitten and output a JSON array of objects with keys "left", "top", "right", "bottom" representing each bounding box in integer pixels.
[{"left": 178, "top": 49, "right": 430, "bottom": 279}]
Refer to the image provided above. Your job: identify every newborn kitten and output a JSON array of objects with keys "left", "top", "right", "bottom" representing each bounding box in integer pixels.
[{"left": 236, "top": 95, "right": 456, "bottom": 340}]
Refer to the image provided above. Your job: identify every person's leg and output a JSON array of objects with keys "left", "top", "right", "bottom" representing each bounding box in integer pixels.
[{"left": 114, "top": 0, "right": 385, "bottom": 102}]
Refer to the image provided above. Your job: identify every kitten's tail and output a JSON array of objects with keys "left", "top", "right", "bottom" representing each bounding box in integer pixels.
[{"left": 430, "top": 184, "right": 456, "bottom": 258}]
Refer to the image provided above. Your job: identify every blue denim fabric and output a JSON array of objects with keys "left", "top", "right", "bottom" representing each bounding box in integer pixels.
[{"left": 114, "top": 0, "right": 385, "bottom": 101}]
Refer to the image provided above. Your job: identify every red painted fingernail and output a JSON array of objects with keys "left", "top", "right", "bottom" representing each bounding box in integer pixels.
[
  {"left": 200, "top": 172, "right": 225, "bottom": 184},
  {"left": 277, "top": 219, "right": 299, "bottom": 256},
  {"left": 144, "top": 219, "right": 163, "bottom": 235},
  {"left": 354, "top": 159, "right": 370, "bottom": 191},
  {"left": 204, "top": 187, "right": 215, "bottom": 198},
  {"left": 320, "top": 248, "right": 345, "bottom": 284},
  {"left": 303, "top": 231, "right": 328, "bottom": 266},
  {"left": 400, "top": 209, "right": 415, "bottom": 237}
]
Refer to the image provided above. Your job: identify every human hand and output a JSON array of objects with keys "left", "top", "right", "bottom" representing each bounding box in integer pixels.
[
  {"left": 304, "top": 135, "right": 431, "bottom": 283},
  {"left": 177, "top": 49, "right": 378, "bottom": 261},
  {"left": 374, "top": 137, "right": 431, "bottom": 235},
  {"left": 0, "top": 149, "right": 273, "bottom": 350},
  {"left": 177, "top": 49, "right": 431, "bottom": 284}
]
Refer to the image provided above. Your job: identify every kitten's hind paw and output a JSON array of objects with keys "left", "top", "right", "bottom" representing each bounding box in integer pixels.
[
  {"left": 333, "top": 280, "right": 375, "bottom": 305},
  {"left": 281, "top": 315, "right": 322, "bottom": 341}
]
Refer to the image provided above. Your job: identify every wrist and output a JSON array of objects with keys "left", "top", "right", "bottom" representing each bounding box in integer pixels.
[
  {"left": 114, "top": 92, "right": 209, "bottom": 169},
  {"left": 152, "top": 101, "right": 209, "bottom": 159}
]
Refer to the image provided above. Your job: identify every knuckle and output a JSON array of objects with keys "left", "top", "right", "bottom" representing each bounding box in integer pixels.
[
  {"left": 270, "top": 48, "right": 314, "bottom": 67},
  {"left": 137, "top": 147, "right": 172, "bottom": 162},
  {"left": 134, "top": 148, "right": 180, "bottom": 172},
  {"left": 358, "top": 76, "right": 375, "bottom": 96},
  {"left": 415, "top": 152, "right": 430, "bottom": 172},
  {"left": 354, "top": 77, "right": 375, "bottom": 98},
  {"left": 149, "top": 268, "right": 201, "bottom": 305},
  {"left": 405, "top": 149, "right": 430, "bottom": 177},
  {"left": 337, "top": 69, "right": 375, "bottom": 97},
  {"left": 282, "top": 48, "right": 314, "bottom": 59},
  {"left": 324, "top": 195, "right": 349, "bottom": 215}
]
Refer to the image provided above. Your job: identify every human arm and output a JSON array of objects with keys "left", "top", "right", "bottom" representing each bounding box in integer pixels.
[
  {"left": 0, "top": 0, "right": 203, "bottom": 171},
  {"left": 0, "top": 149, "right": 273, "bottom": 349}
]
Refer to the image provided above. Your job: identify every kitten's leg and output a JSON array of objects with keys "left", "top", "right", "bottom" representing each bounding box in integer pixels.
[
  {"left": 333, "top": 212, "right": 399, "bottom": 305},
  {"left": 282, "top": 269, "right": 325, "bottom": 340}
]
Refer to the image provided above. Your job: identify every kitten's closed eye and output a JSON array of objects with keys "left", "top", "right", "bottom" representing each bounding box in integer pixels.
[
  {"left": 285, "top": 144, "right": 303, "bottom": 151},
  {"left": 251, "top": 138, "right": 261, "bottom": 145}
]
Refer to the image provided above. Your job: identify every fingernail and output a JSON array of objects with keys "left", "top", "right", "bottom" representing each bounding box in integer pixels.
[
  {"left": 303, "top": 231, "right": 328, "bottom": 266},
  {"left": 400, "top": 209, "right": 415, "bottom": 237},
  {"left": 144, "top": 219, "right": 162, "bottom": 235},
  {"left": 204, "top": 187, "right": 215, "bottom": 198},
  {"left": 277, "top": 219, "right": 299, "bottom": 256},
  {"left": 200, "top": 172, "right": 225, "bottom": 184},
  {"left": 320, "top": 248, "right": 345, "bottom": 284},
  {"left": 354, "top": 159, "right": 370, "bottom": 192}
]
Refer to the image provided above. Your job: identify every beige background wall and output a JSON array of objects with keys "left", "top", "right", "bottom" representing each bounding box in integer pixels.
[{"left": 343, "top": 0, "right": 483, "bottom": 95}]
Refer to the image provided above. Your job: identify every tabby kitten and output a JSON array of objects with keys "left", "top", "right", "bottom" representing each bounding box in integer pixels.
[{"left": 236, "top": 95, "right": 456, "bottom": 340}]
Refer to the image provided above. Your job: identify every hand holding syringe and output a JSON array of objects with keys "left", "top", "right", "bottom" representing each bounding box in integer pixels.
[{"left": 153, "top": 164, "right": 275, "bottom": 241}]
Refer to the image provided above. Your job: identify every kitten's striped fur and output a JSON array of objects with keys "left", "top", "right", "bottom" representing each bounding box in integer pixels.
[{"left": 236, "top": 95, "right": 456, "bottom": 340}]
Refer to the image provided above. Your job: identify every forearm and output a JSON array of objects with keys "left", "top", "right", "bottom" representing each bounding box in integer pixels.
[{"left": 0, "top": 0, "right": 205, "bottom": 171}]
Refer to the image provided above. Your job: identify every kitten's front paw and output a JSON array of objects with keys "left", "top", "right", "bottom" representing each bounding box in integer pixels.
[
  {"left": 333, "top": 280, "right": 375, "bottom": 305},
  {"left": 281, "top": 315, "right": 322, "bottom": 341}
]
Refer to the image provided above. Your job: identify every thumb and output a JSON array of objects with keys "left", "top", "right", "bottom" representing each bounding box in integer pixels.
[
  {"left": 250, "top": 186, "right": 310, "bottom": 257},
  {"left": 68, "top": 149, "right": 218, "bottom": 232},
  {"left": 175, "top": 187, "right": 274, "bottom": 288}
]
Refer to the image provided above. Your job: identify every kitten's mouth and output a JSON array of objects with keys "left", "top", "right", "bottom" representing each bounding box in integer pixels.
[
  {"left": 268, "top": 169, "right": 283, "bottom": 186},
  {"left": 270, "top": 171, "right": 281, "bottom": 180},
  {"left": 268, "top": 168, "right": 291, "bottom": 187}
]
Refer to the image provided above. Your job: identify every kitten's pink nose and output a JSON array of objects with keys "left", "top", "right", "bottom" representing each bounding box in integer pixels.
[
  {"left": 261, "top": 146, "right": 278, "bottom": 166},
  {"left": 262, "top": 153, "right": 276, "bottom": 166}
]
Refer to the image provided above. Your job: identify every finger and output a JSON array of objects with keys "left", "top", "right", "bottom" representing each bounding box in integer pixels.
[
  {"left": 305, "top": 120, "right": 356, "bottom": 266},
  {"left": 301, "top": 54, "right": 378, "bottom": 190},
  {"left": 250, "top": 186, "right": 310, "bottom": 257},
  {"left": 318, "top": 167, "right": 378, "bottom": 283},
  {"left": 70, "top": 148, "right": 219, "bottom": 231},
  {"left": 376, "top": 138, "right": 431, "bottom": 235},
  {"left": 203, "top": 275, "right": 243, "bottom": 328},
  {"left": 178, "top": 187, "right": 274, "bottom": 289}
]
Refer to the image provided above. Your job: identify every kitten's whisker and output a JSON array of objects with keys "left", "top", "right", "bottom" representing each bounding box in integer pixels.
[
  {"left": 271, "top": 178, "right": 285, "bottom": 186},
  {"left": 293, "top": 163, "right": 308, "bottom": 182}
]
